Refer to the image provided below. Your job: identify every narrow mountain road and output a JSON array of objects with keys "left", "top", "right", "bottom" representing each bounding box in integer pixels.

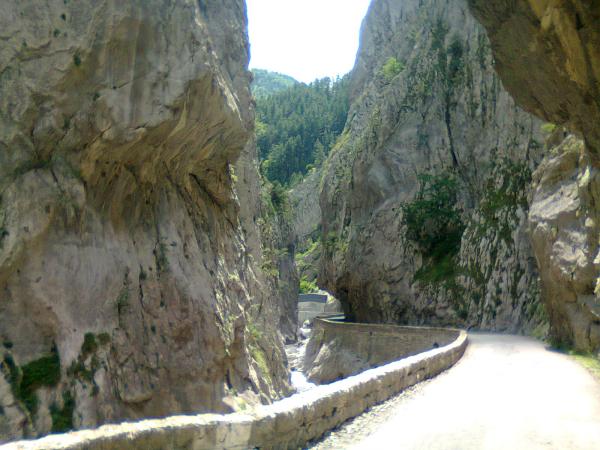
[{"left": 311, "top": 333, "right": 600, "bottom": 450}]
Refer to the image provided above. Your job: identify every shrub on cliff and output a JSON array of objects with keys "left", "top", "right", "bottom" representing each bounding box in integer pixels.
[
  {"left": 401, "top": 172, "right": 464, "bottom": 260},
  {"left": 380, "top": 57, "right": 405, "bottom": 82}
]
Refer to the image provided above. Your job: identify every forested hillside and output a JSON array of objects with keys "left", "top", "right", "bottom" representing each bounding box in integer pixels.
[
  {"left": 251, "top": 69, "right": 298, "bottom": 98},
  {"left": 255, "top": 76, "right": 350, "bottom": 185}
]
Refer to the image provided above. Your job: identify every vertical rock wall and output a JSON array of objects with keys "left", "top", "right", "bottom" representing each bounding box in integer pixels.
[
  {"left": 467, "top": 0, "right": 600, "bottom": 351},
  {"left": 320, "top": 0, "right": 547, "bottom": 333},
  {"left": 0, "top": 0, "right": 290, "bottom": 442}
]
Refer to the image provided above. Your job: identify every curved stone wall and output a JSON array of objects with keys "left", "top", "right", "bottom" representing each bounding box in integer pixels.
[
  {"left": 304, "top": 318, "right": 461, "bottom": 383},
  {"left": 5, "top": 331, "right": 467, "bottom": 450}
]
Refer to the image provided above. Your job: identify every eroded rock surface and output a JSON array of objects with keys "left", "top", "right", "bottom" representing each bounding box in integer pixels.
[
  {"left": 467, "top": 0, "right": 600, "bottom": 152},
  {"left": 256, "top": 176, "right": 299, "bottom": 344},
  {"left": 467, "top": 0, "right": 600, "bottom": 352},
  {"left": 320, "top": 0, "right": 547, "bottom": 332},
  {"left": 290, "top": 168, "right": 322, "bottom": 284},
  {"left": 529, "top": 135, "right": 600, "bottom": 351},
  {"left": 0, "top": 0, "right": 290, "bottom": 441}
]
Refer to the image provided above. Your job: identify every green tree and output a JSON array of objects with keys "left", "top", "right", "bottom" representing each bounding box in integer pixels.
[
  {"left": 251, "top": 69, "right": 299, "bottom": 98},
  {"left": 255, "top": 75, "right": 350, "bottom": 185},
  {"left": 401, "top": 173, "right": 464, "bottom": 259}
]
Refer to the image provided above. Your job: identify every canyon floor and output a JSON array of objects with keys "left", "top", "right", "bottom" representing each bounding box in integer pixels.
[{"left": 311, "top": 333, "right": 600, "bottom": 450}]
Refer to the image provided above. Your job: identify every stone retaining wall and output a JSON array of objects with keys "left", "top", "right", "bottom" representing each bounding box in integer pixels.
[
  {"left": 298, "top": 301, "right": 328, "bottom": 324},
  {"left": 297, "top": 296, "right": 341, "bottom": 324},
  {"left": 304, "top": 318, "right": 460, "bottom": 383},
  {"left": 4, "top": 331, "right": 467, "bottom": 450}
]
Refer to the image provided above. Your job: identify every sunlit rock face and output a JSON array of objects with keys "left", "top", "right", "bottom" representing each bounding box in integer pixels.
[
  {"left": 0, "top": 0, "right": 290, "bottom": 441},
  {"left": 319, "top": 0, "right": 548, "bottom": 333},
  {"left": 467, "top": 0, "right": 600, "bottom": 351},
  {"left": 529, "top": 134, "right": 600, "bottom": 352}
]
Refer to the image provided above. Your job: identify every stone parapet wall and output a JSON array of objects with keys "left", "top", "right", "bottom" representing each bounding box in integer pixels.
[
  {"left": 5, "top": 331, "right": 467, "bottom": 450},
  {"left": 304, "top": 318, "right": 460, "bottom": 383},
  {"left": 298, "top": 302, "right": 328, "bottom": 324}
]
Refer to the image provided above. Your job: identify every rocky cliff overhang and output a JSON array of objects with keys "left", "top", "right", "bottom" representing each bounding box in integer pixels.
[{"left": 467, "top": 0, "right": 600, "bottom": 152}]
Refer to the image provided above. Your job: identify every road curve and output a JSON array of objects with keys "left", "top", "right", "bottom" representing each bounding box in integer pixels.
[{"left": 313, "top": 333, "right": 600, "bottom": 450}]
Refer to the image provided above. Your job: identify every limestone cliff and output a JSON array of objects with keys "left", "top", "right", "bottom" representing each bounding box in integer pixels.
[
  {"left": 256, "top": 175, "right": 299, "bottom": 344},
  {"left": 290, "top": 169, "right": 322, "bottom": 286},
  {"left": 467, "top": 1, "right": 600, "bottom": 153},
  {"left": 468, "top": 0, "right": 600, "bottom": 352},
  {"left": 320, "top": 0, "right": 548, "bottom": 332},
  {"left": 0, "top": 0, "right": 290, "bottom": 441}
]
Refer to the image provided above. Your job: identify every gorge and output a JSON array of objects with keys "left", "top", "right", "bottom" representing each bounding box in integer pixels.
[{"left": 1, "top": 0, "right": 600, "bottom": 446}]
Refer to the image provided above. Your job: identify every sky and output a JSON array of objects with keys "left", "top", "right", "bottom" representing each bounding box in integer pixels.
[{"left": 246, "top": 0, "right": 372, "bottom": 83}]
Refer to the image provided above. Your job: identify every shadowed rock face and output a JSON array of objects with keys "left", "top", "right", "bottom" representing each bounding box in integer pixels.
[
  {"left": 0, "top": 0, "right": 290, "bottom": 441},
  {"left": 319, "top": 0, "right": 547, "bottom": 333},
  {"left": 467, "top": 0, "right": 600, "bottom": 352},
  {"left": 467, "top": 0, "right": 600, "bottom": 153}
]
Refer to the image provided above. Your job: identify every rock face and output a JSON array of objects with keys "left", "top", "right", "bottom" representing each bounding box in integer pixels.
[
  {"left": 290, "top": 169, "right": 322, "bottom": 284},
  {"left": 467, "top": 1, "right": 600, "bottom": 153},
  {"left": 467, "top": 0, "right": 600, "bottom": 351},
  {"left": 529, "top": 134, "right": 600, "bottom": 351},
  {"left": 320, "top": 0, "right": 548, "bottom": 332},
  {"left": 256, "top": 177, "right": 299, "bottom": 344},
  {"left": 0, "top": 0, "right": 290, "bottom": 441}
]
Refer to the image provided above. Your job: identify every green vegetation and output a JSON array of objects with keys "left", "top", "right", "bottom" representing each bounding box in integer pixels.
[
  {"left": 546, "top": 338, "right": 600, "bottom": 381},
  {"left": 414, "top": 253, "right": 460, "bottom": 284},
  {"left": 256, "top": 75, "right": 350, "bottom": 185},
  {"left": 447, "top": 38, "right": 464, "bottom": 79},
  {"left": 0, "top": 195, "right": 6, "bottom": 249},
  {"left": 50, "top": 391, "right": 75, "bottom": 433},
  {"left": 260, "top": 256, "right": 279, "bottom": 279},
  {"left": 541, "top": 123, "right": 558, "bottom": 134},
  {"left": 97, "top": 332, "right": 110, "bottom": 346},
  {"left": 380, "top": 57, "right": 405, "bottom": 82},
  {"left": 13, "top": 158, "right": 53, "bottom": 177},
  {"left": 247, "top": 320, "right": 262, "bottom": 342},
  {"left": 0, "top": 226, "right": 8, "bottom": 249},
  {"left": 3, "top": 346, "right": 61, "bottom": 415},
  {"left": 115, "top": 287, "right": 130, "bottom": 315},
  {"left": 67, "top": 359, "right": 92, "bottom": 382},
  {"left": 251, "top": 69, "right": 298, "bottom": 98},
  {"left": 322, "top": 230, "right": 349, "bottom": 255},
  {"left": 155, "top": 241, "right": 169, "bottom": 273},
  {"left": 402, "top": 172, "right": 464, "bottom": 259},
  {"left": 299, "top": 276, "right": 319, "bottom": 294},
  {"left": 261, "top": 178, "right": 292, "bottom": 223},
  {"left": 81, "top": 333, "right": 97, "bottom": 356},
  {"left": 425, "top": 21, "right": 466, "bottom": 95},
  {"left": 570, "top": 352, "right": 600, "bottom": 381},
  {"left": 73, "top": 54, "right": 81, "bottom": 67},
  {"left": 2, "top": 355, "right": 20, "bottom": 399},
  {"left": 401, "top": 172, "right": 465, "bottom": 297},
  {"left": 269, "top": 181, "right": 290, "bottom": 216},
  {"left": 20, "top": 348, "right": 61, "bottom": 414},
  {"left": 295, "top": 238, "right": 319, "bottom": 267},
  {"left": 245, "top": 319, "right": 270, "bottom": 378},
  {"left": 257, "top": 178, "right": 294, "bottom": 282},
  {"left": 477, "top": 159, "right": 531, "bottom": 243},
  {"left": 67, "top": 331, "right": 108, "bottom": 386}
]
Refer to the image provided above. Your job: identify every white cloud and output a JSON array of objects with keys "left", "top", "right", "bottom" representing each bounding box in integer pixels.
[{"left": 247, "top": 0, "right": 372, "bottom": 83}]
